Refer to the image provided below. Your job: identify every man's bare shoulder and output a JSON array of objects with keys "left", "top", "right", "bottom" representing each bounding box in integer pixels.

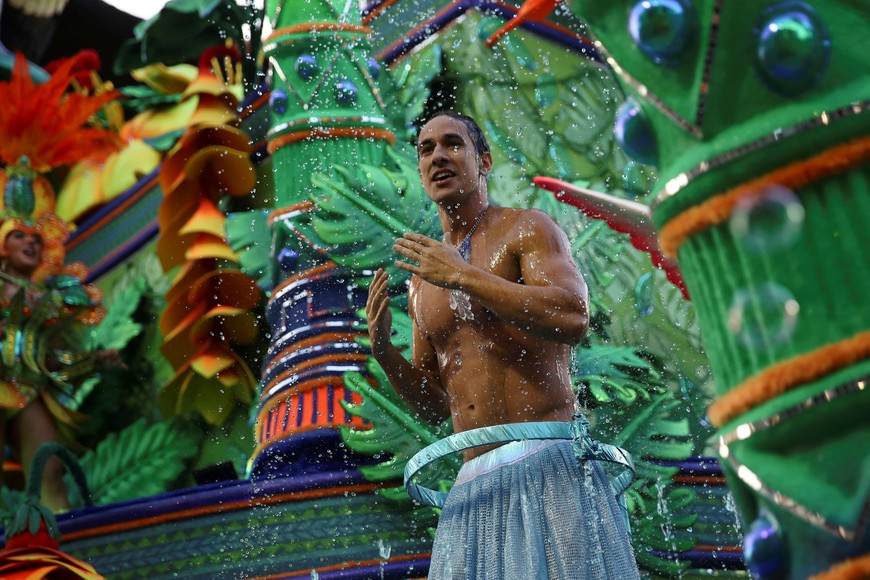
[{"left": 490, "top": 207, "right": 566, "bottom": 243}]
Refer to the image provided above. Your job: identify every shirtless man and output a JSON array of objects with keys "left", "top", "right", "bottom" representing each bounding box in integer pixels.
[{"left": 366, "top": 111, "right": 639, "bottom": 578}]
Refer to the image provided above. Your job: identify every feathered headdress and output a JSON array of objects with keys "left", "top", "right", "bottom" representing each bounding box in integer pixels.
[
  {"left": 0, "top": 51, "right": 120, "bottom": 172},
  {"left": 0, "top": 51, "right": 120, "bottom": 283}
]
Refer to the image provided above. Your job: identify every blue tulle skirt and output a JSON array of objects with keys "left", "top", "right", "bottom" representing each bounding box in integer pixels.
[{"left": 428, "top": 441, "right": 640, "bottom": 579}]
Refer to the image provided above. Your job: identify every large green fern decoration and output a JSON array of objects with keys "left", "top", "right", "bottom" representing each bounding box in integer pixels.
[
  {"left": 381, "top": 45, "right": 443, "bottom": 142},
  {"left": 340, "top": 362, "right": 456, "bottom": 485},
  {"left": 299, "top": 147, "right": 440, "bottom": 289},
  {"left": 66, "top": 418, "right": 201, "bottom": 506},
  {"left": 84, "top": 283, "right": 144, "bottom": 352},
  {"left": 340, "top": 307, "right": 455, "bottom": 500},
  {"left": 573, "top": 344, "right": 662, "bottom": 405},
  {"left": 596, "top": 392, "right": 697, "bottom": 575}
]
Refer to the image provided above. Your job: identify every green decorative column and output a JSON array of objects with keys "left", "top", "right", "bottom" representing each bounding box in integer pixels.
[
  {"left": 251, "top": 0, "right": 399, "bottom": 477},
  {"left": 263, "top": 0, "right": 394, "bottom": 208},
  {"left": 563, "top": 0, "right": 870, "bottom": 577}
]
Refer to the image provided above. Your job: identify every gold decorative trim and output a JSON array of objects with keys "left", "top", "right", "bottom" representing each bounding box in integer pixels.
[
  {"left": 654, "top": 102, "right": 869, "bottom": 208},
  {"left": 718, "top": 377, "right": 868, "bottom": 540}
]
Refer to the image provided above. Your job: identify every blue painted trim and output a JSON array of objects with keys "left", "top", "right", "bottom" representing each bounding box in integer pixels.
[{"left": 49, "top": 470, "right": 368, "bottom": 538}]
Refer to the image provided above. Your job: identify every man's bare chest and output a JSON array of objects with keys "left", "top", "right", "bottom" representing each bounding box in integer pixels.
[{"left": 412, "top": 244, "right": 520, "bottom": 341}]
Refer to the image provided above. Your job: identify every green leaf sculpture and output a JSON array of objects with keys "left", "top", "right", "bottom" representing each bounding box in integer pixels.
[
  {"left": 573, "top": 344, "right": 662, "bottom": 405},
  {"left": 340, "top": 307, "right": 455, "bottom": 500},
  {"left": 302, "top": 147, "right": 440, "bottom": 289},
  {"left": 601, "top": 393, "right": 696, "bottom": 575},
  {"left": 85, "top": 283, "right": 144, "bottom": 352},
  {"left": 341, "top": 362, "right": 456, "bottom": 483},
  {"left": 66, "top": 418, "right": 201, "bottom": 506},
  {"left": 226, "top": 209, "right": 274, "bottom": 290},
  {"left": 382, "top": 45, "right": 443, "bottom": 142}
]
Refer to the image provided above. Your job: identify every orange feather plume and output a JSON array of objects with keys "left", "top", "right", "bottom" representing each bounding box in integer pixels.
[{"left": 0, "top": 52, "right": 121, "bottom": 173}]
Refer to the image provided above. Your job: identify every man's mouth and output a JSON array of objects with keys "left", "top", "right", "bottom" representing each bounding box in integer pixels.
[{"left": 432, "top": 169, "right": 456, "bottom": 183}]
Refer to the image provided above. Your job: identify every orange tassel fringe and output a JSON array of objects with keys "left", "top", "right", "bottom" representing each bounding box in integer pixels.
[{"left": 709, "top": 329, "right": 870, "bottom": 427}]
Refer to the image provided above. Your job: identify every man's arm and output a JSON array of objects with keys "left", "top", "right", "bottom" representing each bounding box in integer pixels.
[
  {"left": 365, "top": 269, "right": 450, "bottom": 424},
  {"left": 394, "top": 210, "right": 588, "bottom": 344}
]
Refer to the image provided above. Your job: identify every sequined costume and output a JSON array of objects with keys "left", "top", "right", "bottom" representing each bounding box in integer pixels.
[{"left": 0, "top": 265, "right": 104, "bottom": 425}]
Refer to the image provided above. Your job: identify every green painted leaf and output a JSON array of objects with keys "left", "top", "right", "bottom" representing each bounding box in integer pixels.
[
  {"left": 144, "top": 129, "right": 186, "bottom": 152},
  {"left": 308, "top": 146, "right": 439, "bottom": 289},
  {"left": 86, "top": 283, "right": 144, "bottom": 351},
  {"left": 534, "top": 73, "right": 557, "bottom": 108},
  {"left": 503, "top": 34, "right": 537, "bottom": 71},
  {"left": 226, "top": 209, "right": 274, "bottom": 290},
  {"left": 340, "top": 359, "right": 456, "bottom": 495},
  {"left": 67, "top": 418, "right": 201, "bottom": 506},
  {"left": 634, "top": 272, "right": 654, "bottom": 317}
]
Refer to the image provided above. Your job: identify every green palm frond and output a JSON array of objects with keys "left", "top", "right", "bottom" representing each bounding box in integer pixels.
[
  {"left": 66, "top": 418, "right": 201, "bottom": 506},
  {"left": 226, "top": 209, "right": 274, "bottom": 290},
  {"left": 340, "top": 360, "right": 455, "bottom": 488},
  {"left": 574, "top": 344, "right": 663, "bottom": 406},
  {"left": 301, "top": 147, "right": 440, "bottom": 288},
  {"left": 85, "top": 283, "right": 144, "bottom": 352},
  {"left": 383, "top": 45, "right": 443, "bottom": 140}
]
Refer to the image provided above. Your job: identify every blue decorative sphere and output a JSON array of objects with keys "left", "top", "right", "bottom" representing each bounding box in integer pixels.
[
  {"left": 366, "top": 58, "right": 381, "bottom": 79},
  {"left": 269, "top": 89, "right": 288, "bottom": 114},
  {"left": 744, "top": 512, "right": 789, "bottom": 578},
  {"left": 755, "top": 2, "right": 831, "bottom": 96},
  {"left": 614, "top": 99, "right": 658, "bottom": 167},
  {"left": 628, "top": 0, "right": 696, "bottom": 65},
  {"left": 334, "top": 80, "right": 358, "bottom": 106},
  {"left": 295, "top": 54, "right": 319, "bottom": 80},
  {"left": 278, "top": 248, "right": 299, "bottom": 272}
]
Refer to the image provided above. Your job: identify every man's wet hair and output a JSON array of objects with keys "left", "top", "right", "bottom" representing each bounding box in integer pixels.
[{"left": 423, "top": 110, "right": 491, "bottom": 156}]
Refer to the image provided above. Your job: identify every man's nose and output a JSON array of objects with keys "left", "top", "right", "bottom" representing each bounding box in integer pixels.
[{"left": 432, "top": 144, "right": 450, "bottom": 163}]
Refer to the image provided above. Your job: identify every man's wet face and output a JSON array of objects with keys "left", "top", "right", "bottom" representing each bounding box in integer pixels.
[
  {"left": 417, "top": 116, "right": 483, "bottom": 204},
  {"left": 4, "top": 230, "right": 43, "bottom": 276}
]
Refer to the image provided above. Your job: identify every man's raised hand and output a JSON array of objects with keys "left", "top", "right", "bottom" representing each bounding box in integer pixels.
[
  {"left": 365, "top": 269, "right": 393, "bottom": 358},
  {"left": 393, "top": 233, "right": 466, "bottom": 289}
]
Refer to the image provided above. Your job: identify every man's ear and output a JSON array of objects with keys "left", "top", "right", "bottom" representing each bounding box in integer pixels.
[{"left": 479, "top": 151, "right": 493, "bottom": 177}]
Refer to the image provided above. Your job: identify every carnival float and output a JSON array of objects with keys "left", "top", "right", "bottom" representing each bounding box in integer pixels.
[{"left": 0, "top": 0, "right": 866, "bottom": 578}]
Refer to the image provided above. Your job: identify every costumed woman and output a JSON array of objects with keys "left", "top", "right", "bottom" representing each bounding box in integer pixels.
[
  {"left": 0, "top": 180, "right": 117, "bottom": 512},
  {"left": 0, "top": 50, "right": 123, "bottom": 512}
]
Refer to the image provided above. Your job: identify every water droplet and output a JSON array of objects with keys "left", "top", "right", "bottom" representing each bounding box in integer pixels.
[
  {"left": 729, "top": 185, "right": 804, "bottom": 252},
  {"left": 728, "top": 283, "right": 799, "bottom": 348},
  {"left": 377, "top": 538, "right": 392, "bottom": 559}
]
